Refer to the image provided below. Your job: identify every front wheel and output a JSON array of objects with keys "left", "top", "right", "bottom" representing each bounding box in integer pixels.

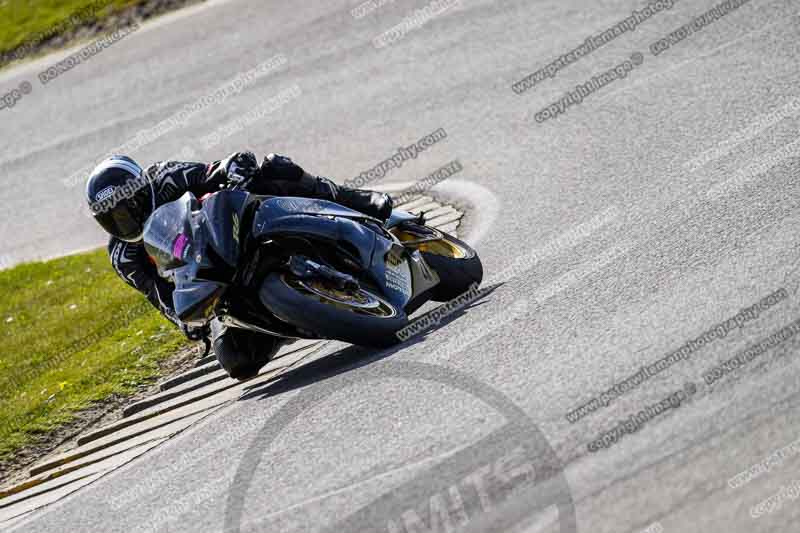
[{"left": 259, "top": 273, "right": 408, "bottom": 348}]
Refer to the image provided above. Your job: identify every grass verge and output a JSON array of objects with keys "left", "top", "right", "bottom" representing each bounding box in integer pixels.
[
  {"left": 0, "top": 1, "right": 140, "bottom": 57},
  {"left": 0, "top": 248, "right": 189, "bottom": 462}
]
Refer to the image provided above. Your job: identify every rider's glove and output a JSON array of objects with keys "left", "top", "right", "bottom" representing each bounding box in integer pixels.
[
  {"left": 206, "top": 151, "right": 260, "bottom": 188},
  {"left": 223, "top": 151, "right": 259, "bottom": 182}
]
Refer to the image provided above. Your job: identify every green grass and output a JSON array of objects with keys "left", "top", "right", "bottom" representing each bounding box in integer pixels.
[
  {"left": 0, "top": 248, "right": 189, "bottom": 461},
  {"left": 0, "top": 0, "right": 141, "bottom": 59}
]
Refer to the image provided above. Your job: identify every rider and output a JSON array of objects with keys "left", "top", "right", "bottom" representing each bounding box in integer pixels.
[{"left": 85, "top": 151, "right": 393, "bottom": 380}]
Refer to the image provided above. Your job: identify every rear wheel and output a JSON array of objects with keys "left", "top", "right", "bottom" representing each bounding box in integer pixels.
[
  {"left": 410, "top": 232, "right": 483, "bottom": 301},
  {"left": 259, "top": 273, "right": 408, "bottom": 348}
]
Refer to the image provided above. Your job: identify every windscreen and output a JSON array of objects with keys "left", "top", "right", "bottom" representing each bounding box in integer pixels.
[{"left": 143, "top": 193, "right": 198, "bottom": 274}]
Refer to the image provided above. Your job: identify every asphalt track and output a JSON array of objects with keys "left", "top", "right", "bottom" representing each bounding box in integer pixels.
[{"left": 2, "top": 0, "right": 800, "bottom": 531}]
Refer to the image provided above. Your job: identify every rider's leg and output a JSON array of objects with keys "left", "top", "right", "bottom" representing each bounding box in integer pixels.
[
  {"left": 331, "top": 186, "right": 394, "bottom": 222},
  {"left": 251, "top": 154, "right": 393, "bottom": 222}
]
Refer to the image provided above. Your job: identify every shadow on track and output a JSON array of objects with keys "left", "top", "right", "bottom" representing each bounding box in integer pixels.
[{"left": 237, "top": 283, "right": 503, "bottom": 403}]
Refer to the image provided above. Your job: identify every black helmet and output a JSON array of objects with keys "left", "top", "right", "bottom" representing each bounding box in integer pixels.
[{"left": 86, "top": 156, "right": 154, "bottom": 242}]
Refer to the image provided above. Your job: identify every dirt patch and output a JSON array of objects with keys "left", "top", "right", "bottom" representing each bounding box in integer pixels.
[{"left": 0, "top": 342, "right": 208, "bottom": 489}]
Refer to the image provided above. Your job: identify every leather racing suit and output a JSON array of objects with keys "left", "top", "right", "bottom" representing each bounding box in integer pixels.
[{"left": 108, "top": 152, "right": 392, "bottom": 379}]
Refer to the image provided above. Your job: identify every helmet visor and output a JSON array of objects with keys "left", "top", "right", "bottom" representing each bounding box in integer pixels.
[{"left": 95, "top": 202, "right": 144, "bottom": 242}]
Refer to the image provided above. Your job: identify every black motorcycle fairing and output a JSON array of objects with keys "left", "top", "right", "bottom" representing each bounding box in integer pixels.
[
  {"left": 258, "top": 197, "right": 384, "bottom": 223},
  {"left": 253, "top": 197, "right": 380, "bottom": 271},
  {"left": 143, "top": 191, "right": 250, "bottom": 326},
  {"left": 173, "top": 280, "right": 226, "bottom": 326},
  {"left": 198, "top": 190, "right": 251, "bottom": 270}
]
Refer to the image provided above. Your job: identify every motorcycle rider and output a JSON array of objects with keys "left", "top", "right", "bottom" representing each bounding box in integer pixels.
[{"left": 86, "top": 151, "right": 393, "bottom": 380}]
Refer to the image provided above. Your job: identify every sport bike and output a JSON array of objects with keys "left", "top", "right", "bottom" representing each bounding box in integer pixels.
[{"left": 142, "top": 180, "right": 483, "bottom": 347}]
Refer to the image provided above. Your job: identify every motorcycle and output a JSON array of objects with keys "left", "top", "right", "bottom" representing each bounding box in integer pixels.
[{"left": 142, "top": 177, "right": 483, "bottom": 348}]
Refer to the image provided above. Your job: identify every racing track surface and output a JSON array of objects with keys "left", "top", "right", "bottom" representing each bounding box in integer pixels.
[{"left": 2, "top": 0, "right": 800, "bottom": 531}]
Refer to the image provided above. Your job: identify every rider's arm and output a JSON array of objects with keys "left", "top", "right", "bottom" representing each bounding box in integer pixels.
[
  {"left": 108, "top": 237, "right": 180, "bottom": 326},
  {"left": 194, "top": 152, "right": 261, "bottom": 195},
  {"left": 191, "top": 151, "right": 339, "bottom": 199},
  {"left": 108, "top": 238, "right": 208, "bottom": 340},
  {"left": 143, "top": 158, "right": 239, "bottom": 201},
  {"left": 173, "top": 151, "right": 392, "bottom": 220}
]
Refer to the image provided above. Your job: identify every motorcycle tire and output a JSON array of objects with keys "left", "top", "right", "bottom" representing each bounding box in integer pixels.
[
  {"left": 418, "top": 232, "right": 483, "bottom": 301},
  {"left": 259, "top": 273, "right": 408, "bottom": 348}
]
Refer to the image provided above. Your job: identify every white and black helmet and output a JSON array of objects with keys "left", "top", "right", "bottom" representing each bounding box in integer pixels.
[{"left": 85, "top": 156, "right": 154, "bottom": 242}]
